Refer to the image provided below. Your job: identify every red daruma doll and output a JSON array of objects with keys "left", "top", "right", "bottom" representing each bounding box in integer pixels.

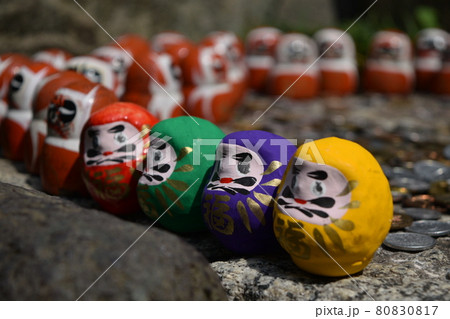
[
  {"left": 364, "top": 30, "right": 414, "bottom": 94},
  {"left": 1, "top": 62, "right": 57, "bottom": 160},
  {"left": 40, "top": 81, "right": 117, "bottom": 196},
  {"left": 314, "top": 28, "right": 358, "bottom": 96},
  {"left": 414, "top": 28, "right": 448, "bottom": 92},
  {"left": 268, "top": 33, "right": 320, "bottom": 99},
  {"left": 23, "top": 71, "right": 88, "bottom": 174},
  {"left": 0, "top": 54, "right": 30, "bottom": 126},
  {"left": 245, "top": 27, "right": 282, "bottom": 92},
  {"left": 80, "top": 102, "right": 158, "bottom": 215}
]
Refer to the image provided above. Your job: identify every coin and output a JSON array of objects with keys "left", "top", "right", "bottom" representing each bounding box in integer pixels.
[
  {"left": 383, "top": 232, "right": 436, "bottom": 252},
  {"left": 403, "top": 194, "right": 436, "bottom": 209},
  {"left": 413, "top": 160, "right": 450, "bottom": 182},
  {"left": 386, "top": 167, "right": 416, "bottom": 180},
  {"left": 390, "top": 177, "right": 430, "bottom": 194},
  {"left": 406, "top": 220, "right": 450, "bottom": 237},
  {"left": 402, "top": 207, "right": 442, "bottom": 220},
  {"left": 390, "top": 213, "right": 414, "bottom": 231}
]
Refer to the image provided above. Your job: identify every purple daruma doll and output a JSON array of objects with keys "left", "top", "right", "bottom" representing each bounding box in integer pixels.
[{"left": 202, "top": 130, "right": 296, "bottom": 254}]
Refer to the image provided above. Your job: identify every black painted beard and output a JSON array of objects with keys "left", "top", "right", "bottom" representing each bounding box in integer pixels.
[
  {"left": 277, "top": 185, "right": 332, "bottom": 219},
  {"left": 86, "top": 144, "right": 136, "bottom": 166},
  {"left": 206, "top": 172, "right": 257, "bottom": 195}
]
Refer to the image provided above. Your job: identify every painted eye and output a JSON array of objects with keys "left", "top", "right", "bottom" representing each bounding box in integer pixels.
[
  {"left": 311, "top": 181, "right": 326, "bottom": 196},
  {"left": 59, "top": 100, "right": 77, "bottom": 123},
  {"left": 170, "top": 63, "right": 182, "bottom": 81},
  {"left": 237, "top": 162, "right": 250, "bottom": 174},
  {"left": 9, "top": 73, "right": 23, "bottom": 92},
  {"left": 114, "top": 132, "right": 127, "bottom": 144},
  {"left": 153, "top": 150, "right": 163, "bottom": 163},
  {"left": 92, "top": 136, "right": 99, "bottom": 149},
  {"left": 84, "top": 68, "right": 102, "bottom": 83}
]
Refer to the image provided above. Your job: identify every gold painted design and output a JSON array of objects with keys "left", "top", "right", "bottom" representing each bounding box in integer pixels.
[
  {"left": 237, "top": 200, "right": 252, "bottom": 233},
  {"left": 83, "top": 167, "right": 130, "bottom": 201},
  {"left": 167, "top": 179, "right": 189, "bottom": 191},
  {"left": 247, "top": 197, "right": 266, "bottom": 226},
  {"left": 261, "top": 178, "right": 282, "bottom": 187},
  {"left": 174, "top": 164, "right": 194, "bottom": 172},
  {"left": 324, "top": 225, "right": 344, "bottom": 251},
  {"left": 203, "top": 194, "right": 234, "bottom": 235},
  {"left": 155, "top": 188, "right": 172, "bottom": 216},
  {"left": 176, "top": 147, "right": 193, "bottom": 162},
  {"left": 253, "top": 191, "right": 273, "bottom": 207},
  {"left": 337, "top": 180, "right": 359, "bottom": 197},
  {"left": 262, "top": 161, "right": 282, "bottom": 175},
  {"left": 313, "top": 228, "right": 327, "bottom": 253},
  {"left": 340, "top": 200, "right": 360, "bottom": 209},
  {"left": 331, "top": 218, "right": 355, "bottom": 231},
  {"left": 162, "top": 184, "right": 184, "bottom": 209},
  {"left": 282, "top": 220, "right": 310, "bottom": 259}
]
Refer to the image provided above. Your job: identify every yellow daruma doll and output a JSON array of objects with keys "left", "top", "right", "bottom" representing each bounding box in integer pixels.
[{"left": 274, "top": 137, "right": 392, "bottom": 277}]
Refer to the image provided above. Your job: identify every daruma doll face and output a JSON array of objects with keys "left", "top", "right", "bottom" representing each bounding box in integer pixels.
[{"left": 274, "top": 137, "right": 393, "bottom": 277}]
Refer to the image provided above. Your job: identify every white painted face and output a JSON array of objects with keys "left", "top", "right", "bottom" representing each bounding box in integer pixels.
[
  {"left": 9, "top": 66, "right": 51, "bottom": 111},
  {"left": 416, "top": 28, "right": 448, "bottom": 58},
  {"left": 47, "top": 85, "right": 100, "bottom": 139},
  {"left": 140, "top": 136, "right": 177, "bottom": 186},
  {"left": 206, "top": 143, "right": 264, "bottom": 195},
  {"left": 66, "top": 56, "right": 115, "bottom": 92},
  {"left": 276, "top": 34, "right": 318, "bottom": 64},
  {"left": 277, "top": 160, "right": 352, "bottom": 226},
  {"left": 314, "top": 28, "right": 356, "bottom": 60},
  {"left": 370, "top": 31, "right": 412, "bottom": 62},
  {"left": 246, "top": 27, "right": 282, "bottom": 56},
  {"left": 83, "top": 121, "right": 141, "bottom": 166}
]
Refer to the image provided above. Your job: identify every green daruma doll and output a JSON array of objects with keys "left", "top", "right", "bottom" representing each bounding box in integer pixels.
[{"left": 137, "top": 116, "right": 224, "bottom": 233}]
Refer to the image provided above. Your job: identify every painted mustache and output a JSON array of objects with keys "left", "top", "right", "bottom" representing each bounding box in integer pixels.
[
  {"left": 141, "top": 164, "right": 171, "bottom": 183},
  {"left": 277, "top": 197, "right": 329, "bottom": 218},
  {"left": 207, "top": 174, "right": 257, "bottom": 195},
  {"left": 281, "top": 186, "right": 335, "bottom": 208},
  {"left": 86, "top": 144, "right": 136, "bottom": 165}
]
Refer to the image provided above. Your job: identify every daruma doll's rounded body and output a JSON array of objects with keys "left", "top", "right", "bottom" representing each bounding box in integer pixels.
[
  {"left": 268, "top": 33, "right": 319, "bottom": 99},
  {"left": 80, "top": 102, "right": 158, "bottom": 215},
  {"left": 137, "top": 116, "right": 224, "bottom": 233},
  {"left": 414, "top": 28, "right": 448, "bottom": 92},
  {"left": 1, "top": 62, "right": 57, "bottom": 161},
  {"left": 314, "top": 28, "right": 358, "bottom": 96},
  {"left": 40, "top": 81, "right": 117, "bottom": 196},
  {"left": 24, "top": 71, "right": 88, "bottom": 174},
  {"left": 364, "top": 30, "right": 414, "bottom": 94},
  {"left": 245, "top": 27, "right": 282, "bottom": 93},
  {"left": 202, "top": 130, "right": 297, "bottom": 255},
  {"left": 274, "top": 137, "right": 393, "bottom": 277}
]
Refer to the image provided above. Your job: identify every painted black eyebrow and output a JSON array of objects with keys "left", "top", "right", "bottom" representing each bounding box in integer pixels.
[
  {"left": 307, "top": 170, "right": 328, "bottom": 180},
  {"left": 87, "top": 129, "right": 99, "bottom": 137},
  {"left": 293, "top": 164, "right": 302, "bottom": 174},
  {"left": 233, "top": 152, "right": 252, "bottom": 162},
  {"left": 156, "top": 142, "right": 166, "bottom": 150},
  {"left": 107, "top": 125, "right": 125, "bottom": 133}
]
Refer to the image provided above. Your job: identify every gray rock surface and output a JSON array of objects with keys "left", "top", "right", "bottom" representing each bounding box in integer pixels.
[
  {"left": 0, "top": 182, "right": 227, "bottom": 300},
  {"left": 210, "top": 239, "right": 450, "bottom": 300}
]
